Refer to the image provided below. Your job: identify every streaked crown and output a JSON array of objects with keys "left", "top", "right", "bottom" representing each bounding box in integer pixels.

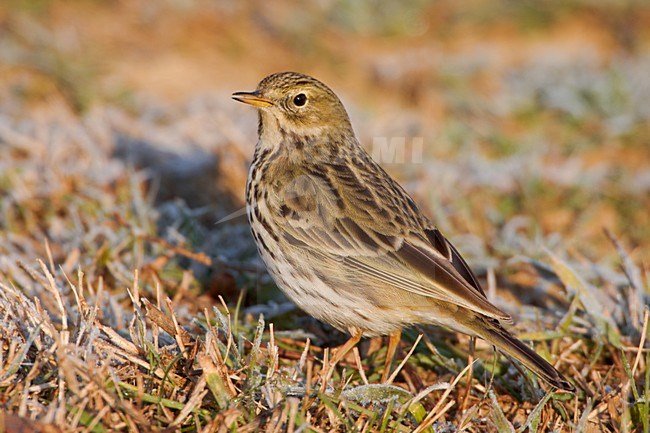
[{"left": 233, "top": 72, "right": 354, "bottom": 139}]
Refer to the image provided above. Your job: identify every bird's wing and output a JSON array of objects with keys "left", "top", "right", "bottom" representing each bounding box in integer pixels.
[
  {"left": 424, "top": 226, "right": 487, "bottom": 297},
  {"left": 270, "top": 162, "right": 511, "bottom": 323},
  {"left": 344, "top": 238, "right": 511, "bottom": 323}
]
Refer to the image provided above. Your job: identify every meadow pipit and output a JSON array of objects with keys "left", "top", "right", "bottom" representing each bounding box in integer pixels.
[{"left": 233, "top": 72, "right": 573, "bottom": 391}]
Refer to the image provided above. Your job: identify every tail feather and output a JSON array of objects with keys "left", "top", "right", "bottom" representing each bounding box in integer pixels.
[{"left": 471, "top": 318, "right": 575, "bottom": 391}]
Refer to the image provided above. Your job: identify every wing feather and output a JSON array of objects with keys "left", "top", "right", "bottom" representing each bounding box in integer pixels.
[{"left": 270, "top": 161, "right": 511, "bottom": 323}]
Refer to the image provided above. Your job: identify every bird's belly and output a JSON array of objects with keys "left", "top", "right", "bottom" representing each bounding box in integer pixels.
[{"left": 252, "top": 229, "right": 408, "bottom": 337}]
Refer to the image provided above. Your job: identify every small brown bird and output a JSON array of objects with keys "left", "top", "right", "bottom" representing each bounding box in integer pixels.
[{"left": 233, "top": 72, "right": 573, "bottom": 391}]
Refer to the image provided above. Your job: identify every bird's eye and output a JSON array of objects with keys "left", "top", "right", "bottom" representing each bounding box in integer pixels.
[{"left": 293, "top": 93, "right": 307, "bottom": 107}]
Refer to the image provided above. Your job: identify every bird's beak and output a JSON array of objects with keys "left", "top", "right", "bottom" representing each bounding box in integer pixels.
[{"left": 232, "top": 90, "right": 274, "bottom": 108}]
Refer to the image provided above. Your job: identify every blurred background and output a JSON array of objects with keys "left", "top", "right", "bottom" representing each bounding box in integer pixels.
[
  {"left": 2, "top": 3, "right": 649, "bottom": 429},
  {"left": 1, "top": 0, "right": 648, "bottom": 309}
]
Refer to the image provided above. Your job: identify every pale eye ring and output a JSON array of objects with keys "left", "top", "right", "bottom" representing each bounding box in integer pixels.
[{"left": 293, "top": 93, "right": 307, "bottom": 107}]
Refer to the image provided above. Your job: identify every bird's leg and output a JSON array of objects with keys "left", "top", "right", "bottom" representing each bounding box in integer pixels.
[
  {"left": 329, "top": 328, "right": 363, "bottom": 368},
  {"left": 381, "top": 329, "right": 402, "bottom": 383},
  {"left": 320, "top": 328, "right": 363, "bottom": 389}
]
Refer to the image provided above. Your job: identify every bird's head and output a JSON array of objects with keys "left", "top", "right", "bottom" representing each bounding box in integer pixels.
[{"left": 233, "top": 72, "right": 354, "bottom": 153}]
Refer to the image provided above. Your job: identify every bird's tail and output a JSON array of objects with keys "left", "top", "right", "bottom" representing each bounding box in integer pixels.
[{"left": 468, "top": 317, "right": 575, "bottom": 391}]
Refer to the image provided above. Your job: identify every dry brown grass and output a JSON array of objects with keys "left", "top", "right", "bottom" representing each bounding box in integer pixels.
[{"left": 1, "top": 1, "right": 649, "bottom": 432}]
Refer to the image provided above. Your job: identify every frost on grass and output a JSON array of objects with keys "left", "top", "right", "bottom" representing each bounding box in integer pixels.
[{"left": 1, "top": 2, "right": 649, "bottom": 430}]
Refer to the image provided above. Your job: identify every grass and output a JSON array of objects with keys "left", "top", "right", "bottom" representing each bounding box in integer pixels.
[
  {"left": 1, "top": 248, "right": 646, "bottom": 431},
  {"left": 1, "top": 0, "right": 649, "bottom": 431}
]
